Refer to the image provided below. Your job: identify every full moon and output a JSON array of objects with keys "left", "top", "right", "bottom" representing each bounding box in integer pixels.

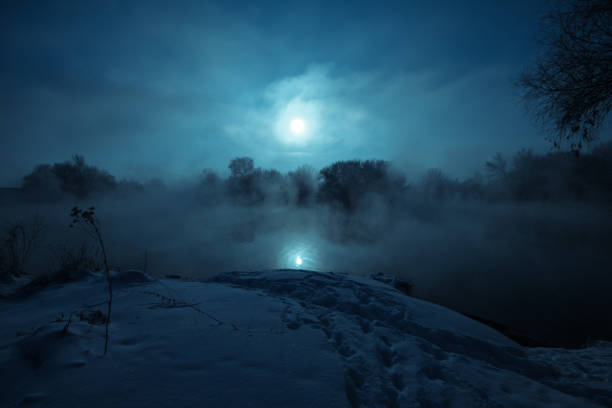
[
  {"left": 290, "top": 118, "right": 306, "bottom": 134},
  {"left": 295, "top": 256, "right": 303, "bottom": 266}
]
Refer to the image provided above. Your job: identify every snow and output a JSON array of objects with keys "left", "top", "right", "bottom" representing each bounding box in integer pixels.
[{"left": 0, "top": 269, "right": 610, "bottom": 407}]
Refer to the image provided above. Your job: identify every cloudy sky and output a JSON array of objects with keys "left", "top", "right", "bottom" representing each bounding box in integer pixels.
[{"left": 0, "top": 0, "right": 553, "bottom": 185}]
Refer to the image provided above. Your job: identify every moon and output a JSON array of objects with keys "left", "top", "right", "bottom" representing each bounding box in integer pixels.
[
  {"left": 290, "top": 118, "right": 306, "bottom": 134},
  {"left": 295, "top": 256, "right": 303, "bottom": 266}
]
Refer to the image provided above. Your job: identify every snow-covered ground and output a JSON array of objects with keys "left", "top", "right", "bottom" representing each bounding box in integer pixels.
[{"left": 0, "top": 269, "right": 610, "bottom": 407}]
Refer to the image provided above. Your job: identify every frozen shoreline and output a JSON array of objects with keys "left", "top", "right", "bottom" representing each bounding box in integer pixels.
[{"left": 1, "top": 269, "right": 610, "bottom": 407}]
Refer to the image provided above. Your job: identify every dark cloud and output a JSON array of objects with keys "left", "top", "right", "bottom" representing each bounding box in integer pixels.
[{"left": 1, "top": 0, "right": 552, "bottom": 185}]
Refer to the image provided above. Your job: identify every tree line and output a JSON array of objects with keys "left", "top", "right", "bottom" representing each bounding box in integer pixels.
[{"left": 17, "top": 143, "right": 612, "bottom": 209}]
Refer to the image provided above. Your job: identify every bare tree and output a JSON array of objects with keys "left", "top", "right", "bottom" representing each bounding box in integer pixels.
[
  {"left": 485, "top": 153, "right": 508, "bottom": 182},
  {"left": 518, "top": 0, "right": 612, "bottom": 153}
]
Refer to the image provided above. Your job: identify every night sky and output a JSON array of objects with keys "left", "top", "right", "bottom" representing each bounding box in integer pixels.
[{"left": 1, "top": 0, "right": 552, "bottom": 186}]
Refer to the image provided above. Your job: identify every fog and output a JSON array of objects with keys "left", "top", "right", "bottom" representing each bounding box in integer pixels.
[{"left": 2, "top": 148, "right": 612, "bottom": 348}]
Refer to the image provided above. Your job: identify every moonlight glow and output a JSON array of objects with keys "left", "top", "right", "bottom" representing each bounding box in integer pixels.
[
  {"left": 290, "top": 118, "right": 306, "bottom": 134},
  {"left": 295, "top": 256, "right": 303, "bottom": 266},
  {"left": 274, "top": 98, "right": 321, "bottom": 145}
]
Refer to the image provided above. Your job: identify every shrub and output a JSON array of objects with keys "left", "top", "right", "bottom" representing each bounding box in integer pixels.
[
  {"left": 70, "top": 206, "right": 112, "bottom": 355},
  {"left": 49, "top": 243, "right": 102, "bottom": 278},
  {"left": 0, "top": 217, "right": 43, "bottom": 281}
]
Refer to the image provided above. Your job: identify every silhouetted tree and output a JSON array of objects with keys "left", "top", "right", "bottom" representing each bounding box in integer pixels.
[
  {"left": 259, "top": 168, "right": 287, "bottom": 204},
  {"left": 201, "top": 169, "right": 221, "bottom": 187},
  {"left": 457, "top": 172, "right": 485, "bottom": 200},
  {"left": 22, "top": 155, "right": 117, "bottom": 200},
  {"left": 318, "top": 160, "right": 402, "bottom": 210},
  {"left": 421, "top": 169, "right": 456, "bottom": 201},
  {"left": 22, "top": 164, "right": 63, "bottom": 201},
  {"left": 194, "top": 169, "right": 223, "bottom": 204},
  {"left": 508, "top": 149, "right": 538, "bottom": 200},
  {"left": 288, "top": 165, "right": 317, "bottom": 206},
  {"left": 228, "top": 157, "right": 254, "bottom": 178},
  {"left": 518, "top": 0, "right": 612, "bottom": 152},
  {"left": 52, "top": 155, "right": 117, "bottom": 198},
  {"left": 485, "top": 153, "right": 508, "bottom": 182},
  {"left": 475, "top": 143, "right": 612, "bottom": 201},
  {"left": 226, "top": 158, "right": 286, "bottom": 205}
]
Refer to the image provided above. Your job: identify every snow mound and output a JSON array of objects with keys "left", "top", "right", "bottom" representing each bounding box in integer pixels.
[{"left": 0, "top": 269, "right": 610, "bottom": 407}]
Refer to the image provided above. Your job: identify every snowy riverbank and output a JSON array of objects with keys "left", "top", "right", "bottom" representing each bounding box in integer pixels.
[{"left": 1, "top": 270, "right": 610, "bottom": 407}]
